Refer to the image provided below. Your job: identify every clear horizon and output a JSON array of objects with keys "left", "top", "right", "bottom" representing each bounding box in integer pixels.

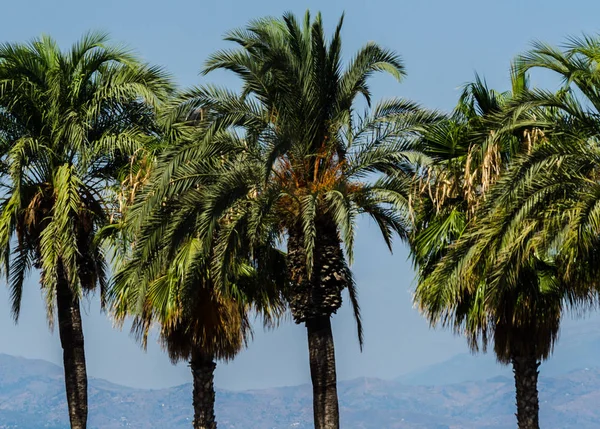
[{"left": 1, "top": 0, "right": 599, "bottom": 391}]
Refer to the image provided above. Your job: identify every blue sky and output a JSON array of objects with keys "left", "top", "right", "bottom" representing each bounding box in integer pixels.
[{"left": 1, "top": 0, "right": 599, "bottom": 390}]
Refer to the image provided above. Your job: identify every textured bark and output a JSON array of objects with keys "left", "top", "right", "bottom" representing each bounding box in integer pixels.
[
  {"left": 287, "top": 216, "right": 347, "bottom": 428},
  {"left": 307, "top": 315, "right": 339, "bottom": 429},
  {"left": 190, "top": 350, "right": 217, "bottom": 429},
  {"left": 287, "top": 218, "right": 347, "bottom": 324},
  {"left": 512, "top": 355, "right": 540, "bottom": 429},
  {"left": 56, "top": 264, "right": 88, "bottom": 429}
]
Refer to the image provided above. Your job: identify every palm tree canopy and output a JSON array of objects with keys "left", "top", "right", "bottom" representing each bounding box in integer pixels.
[
  {"left": 439, "top": 36, "right": 600, "bottom": 325},
  {"left": 150, "top": 11, "right": 439, "bottom": 343},
  {"left": 0, "top": 32, "right": 173, "bottom": 322},
  {"left": 484, "top": 35, "right": 600, "bottom": 291},
  {"left": 411, "top": 71, "right": 572, "bottom": 363},
  {"left": 411, "top": 73, "right": 528, "bottom": 277}
]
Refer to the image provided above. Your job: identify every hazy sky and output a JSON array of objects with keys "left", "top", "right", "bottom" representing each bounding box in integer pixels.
[{"left": 1, "top": 0, "right": 600, "bottom": 391}]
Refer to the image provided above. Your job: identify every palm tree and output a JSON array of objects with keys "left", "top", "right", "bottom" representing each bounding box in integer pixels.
[
  {"left": 162, "top": 11, "right": 438, "bottom": 428},
  {"left": 411, "top": 72, "right": 567, "bottom": 429},
  {"left": 109, "top": 111, "right": 287, "bottom": 428},
  {"left": 425, "top": 37, "right": 600, "bottom": 428},
  {"left": 0, "top": 33, "right": 171, "bottom": 428}
]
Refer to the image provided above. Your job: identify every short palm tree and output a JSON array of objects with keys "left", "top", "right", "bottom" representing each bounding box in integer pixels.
[
  {"left": 165, "top": 11, "right": 438, "bottom": 428},
  {"left": 110, "top": 116, "right": 286, "bottom": 429},
  {"left": 0, "top": 33, "right": 171, "bottom": 428},
  {"left": 412, "top": 72, "right": 567, "bottom": 429}
]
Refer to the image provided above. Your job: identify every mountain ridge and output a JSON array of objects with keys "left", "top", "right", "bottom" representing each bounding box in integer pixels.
[{"left": 1, "top": 353, "right": 600, "bottom": 428}]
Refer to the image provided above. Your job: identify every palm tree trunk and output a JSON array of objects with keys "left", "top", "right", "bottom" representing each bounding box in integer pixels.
[
  {"left": 307, "top": 315, "right": 339, "bottom": 429},
  {"left": 288, "top": 219, "right": 346, "bottom": 429},
  {"left": 190, "top": 349, "right": 217, "bottom": 429},
  {"left": 56, "top": 263, "right": 88, "bottom": 429},
  {"left": 512, "top": 354, "right": 540, "bottom": 429}
]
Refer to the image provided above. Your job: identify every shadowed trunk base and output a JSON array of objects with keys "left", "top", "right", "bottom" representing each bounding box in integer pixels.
[
  {"left": 191, "top": 350, "right": 217, "bottom": 429},
  {"left": 512, "top": 355, "right": 540, "bottom": 429},
  {"left": 57, "top": 267, "right": 88, "bottom": 429},
  {"left": 307, "top": 315, "right": 339, "bottom": 429}
]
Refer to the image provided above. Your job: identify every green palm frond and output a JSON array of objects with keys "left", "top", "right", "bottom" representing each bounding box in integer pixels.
[
  {"left": 0, "top": 32, "right": 173, "bottom": 324},
  {"left": 410, "top": 65, "right": 579, "bottom": 363}
]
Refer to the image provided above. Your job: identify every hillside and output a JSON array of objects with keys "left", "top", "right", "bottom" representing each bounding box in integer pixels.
[{"left": 1, "top": 354, "right": 600, "bottom": 428}]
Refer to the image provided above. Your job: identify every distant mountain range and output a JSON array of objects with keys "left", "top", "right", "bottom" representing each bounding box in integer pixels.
[
  {"left": 2, "top": 316, "right": 600, "bottom": 428},
  {"left": 397, "top": 316, "right": 600, "bottom": 387},
  {"left": 1, "top": 352, "right": 600, "bottom": 429}
]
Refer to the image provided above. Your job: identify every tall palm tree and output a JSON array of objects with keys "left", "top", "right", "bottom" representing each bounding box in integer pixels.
[
  {"left": 411, "top": 72, "right": 567, "bottom": 429},
  {"left": 162, "top": 11, "right": 438, "bottom": 428},
  {"left": 0, "top": 33, "right": 171, "bottom": 428}
]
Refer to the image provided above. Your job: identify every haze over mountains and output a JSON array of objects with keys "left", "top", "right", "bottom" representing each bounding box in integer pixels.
[
  {"left": 397, "top": 314, "right": 600, "bottom": 387},
  {"left": 2, "top": 315, "right": 600, "bottom": 429},
  {"left": 1, "top": 353, "right": 600, "bottom": 429}
]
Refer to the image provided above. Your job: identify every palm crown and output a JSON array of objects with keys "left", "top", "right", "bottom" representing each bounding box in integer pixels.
[
  {"left": 412, "top": 70, "right": 566, "bottom": 357},
  {"left": 0, "top": 32, "right": 171, "bottom": 318},
  {"left": 472, "top": 36, "right": 600, "bottom": 295}
]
